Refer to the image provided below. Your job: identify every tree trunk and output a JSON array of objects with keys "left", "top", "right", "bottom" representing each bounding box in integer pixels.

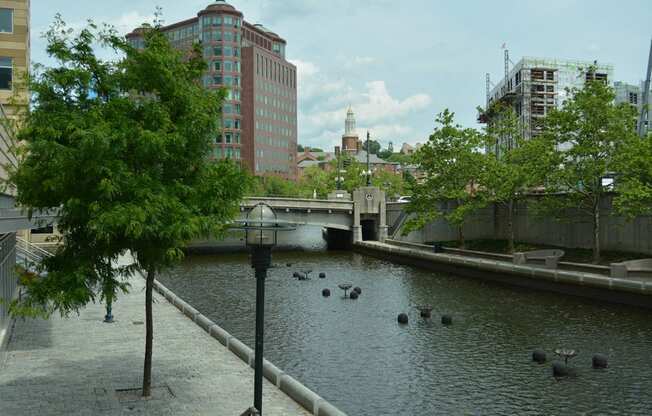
[
  {"left": 142, "top": 268, "right": 155, "bottom": 397},
  {"left": 507, "top": 200, "right": 515, "bottom": 254},
  {"left": 458, "top": 225, "right": 465, "bottom": 249},
  {"left": 592, "top": 201, "right": 601, "bottom": 264}
]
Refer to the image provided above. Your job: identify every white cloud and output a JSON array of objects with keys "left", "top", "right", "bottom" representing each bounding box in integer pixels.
[
  {"left": 295, "top": 60, "right": 431, "bottom": 149},
  {"left": 111, "top": 11, "right": 155, "bottom": 34}
]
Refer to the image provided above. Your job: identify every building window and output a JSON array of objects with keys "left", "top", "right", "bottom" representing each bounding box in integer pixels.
[
  {"left": 629, "top": 92, "right": 638, "bottom": 105},
  {"left": 0, "top": 57, "right": 12, "bottom": 90},
  {"left": 214, "top": 61, "right": 222, "bottom": 71},
  {"left": 0, "top": 9, "right": 12, "bottom": 33},
  {"left": 224, "top": 132, "right": 232, "bottom": 143}
]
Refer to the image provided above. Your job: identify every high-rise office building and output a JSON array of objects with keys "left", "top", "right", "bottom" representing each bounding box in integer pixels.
[
  {"left": 481, "top": 57, "right": 613, "bottom": 151},
  {"left": 126, "top": 1, "right": 298, "bottom": 180}
]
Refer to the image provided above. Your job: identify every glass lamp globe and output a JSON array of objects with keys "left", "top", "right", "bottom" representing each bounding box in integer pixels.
[{"left": 245, "top": 203, "right": 278, "bottom": 248}]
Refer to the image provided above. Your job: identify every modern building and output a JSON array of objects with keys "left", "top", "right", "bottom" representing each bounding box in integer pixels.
[
  {"left": 614, "top": 81, "right": 651, "bottom": 135},
  {"left": 481, "top": 57, "right": 614, "bottom": 150},
  {"left": 126, "top": 1, "right": 298, "bottom": 180},
  {"left": 0, "top": 0, "right": 29, "bottom": 119}
]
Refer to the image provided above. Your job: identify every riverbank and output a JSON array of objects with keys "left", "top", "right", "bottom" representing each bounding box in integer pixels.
[
  {"left": 354, "top": 240, "right": 652, "bottom": 309},
  {"left": 0, "top": 272, "right": 317, "bottom": 415}
]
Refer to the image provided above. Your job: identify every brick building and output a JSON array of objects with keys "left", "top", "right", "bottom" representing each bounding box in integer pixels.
[{"left": 126, "top": 1, "right": 298, "bottom": 180}]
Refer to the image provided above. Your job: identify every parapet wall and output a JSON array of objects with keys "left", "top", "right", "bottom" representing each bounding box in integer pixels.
[{"left": 388, "top": 195, "right": 652, "bottom": 255}]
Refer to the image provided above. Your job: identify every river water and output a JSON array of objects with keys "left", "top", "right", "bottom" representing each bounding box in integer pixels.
[{"left": 159, "top": 227, "right": 652, "bottom": 415}]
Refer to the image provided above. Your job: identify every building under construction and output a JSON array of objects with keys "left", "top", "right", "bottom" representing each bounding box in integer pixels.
[{"left": 480, "top": 56, "right": 614, "bottom": 150}]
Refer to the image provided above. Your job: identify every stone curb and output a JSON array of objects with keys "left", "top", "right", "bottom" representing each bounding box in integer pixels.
[{"left": 151, "top": 279, "right": 347, "bottom": 416}]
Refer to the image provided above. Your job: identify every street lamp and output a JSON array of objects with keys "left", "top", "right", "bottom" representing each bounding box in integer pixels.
[
  {"left": 365, "top": 131, "right": 372, "bottom": 186},
  {"left": 235, "top": 203, "right": 292, "bottom": 416}
]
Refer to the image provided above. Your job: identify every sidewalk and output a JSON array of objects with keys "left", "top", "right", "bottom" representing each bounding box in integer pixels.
[{"left": 0, "top": 274, "right": 311, "bottom": 416}]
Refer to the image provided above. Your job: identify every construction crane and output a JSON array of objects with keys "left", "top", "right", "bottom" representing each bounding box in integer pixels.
[{"left": 639, "top": 37, "right": 652, "bottom": 138}]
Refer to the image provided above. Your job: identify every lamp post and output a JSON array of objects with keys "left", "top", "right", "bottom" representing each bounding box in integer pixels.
[
  {"left": 236, "top": 203, "right": 292, "bottom": 416},
  {"left": 366, "top": 131, "right": 372, "bottom": 186}
]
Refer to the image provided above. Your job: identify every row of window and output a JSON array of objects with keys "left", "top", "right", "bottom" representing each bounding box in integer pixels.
[
  {"left": 201, "top": 15, "right": 242, "bottom": 29},
  {"left": 255, "top": 94, "right": 296, "bottom": 115},
  {"left": 202, "top": 29, "right": 240, "bottom": 43},
  {"left": 213, "top": 75, "right": 240, "bottom": 87},
  {"left": 223, "top": 118, "right": 241, "bottom": 130},
  {"left": 255, "top": 148, "right": 292, "bottom": 161},
  {"left": 205, "top": 46, "right": 241, "bottom": 57},
  {"left": 255, "top": 53, "right": 295, "bottom": 88},
  {"left": 255, "top": 161, "right": 290, "bottom": 174},
  {"left": 214, "top": 146, "right": 241, "bottom": 159},
  {"left": 258, "top": 80, "right": 295, "bottom": 99},
  {"left": 255, "top": 121, "right": 294, "bottom": 137},
  {"left": 256, "top": 136, "right": 291, "bottom": 149},
  {"left": 165, "top": 24, "right": 199, "bottom": 42},
  {"left": 214, "top": 60, "right": 240, "bottom": 72},
  {"left": 223, "top": 103, "right": 241, "bottom": 115},
  {"left": 217, "top": 132, "right": 241, "bottom": 144},
  {"left": 255, "top": 107, "right": 293, "bottom": 124}
]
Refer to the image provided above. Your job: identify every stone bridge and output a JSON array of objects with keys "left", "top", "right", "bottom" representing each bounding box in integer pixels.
[
  {"left": 238, "top": 187, "right": 388, "bottom": 245},
  {"left": 240, "top": 197, "right": 354, "bottom": 231}
]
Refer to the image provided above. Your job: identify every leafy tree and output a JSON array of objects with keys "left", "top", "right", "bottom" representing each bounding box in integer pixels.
[
  {"left": 297, "top": 144, "right": 304, "bottom": 152},
  {"left": 378, "top": 141, "right": 394, "bottom": 160},
  {"left": 362, "top": 139, "right": 381, "bottom": 155},
  {"left": 613, "top": 132, "right": 652, "bottom": 219},
  {"left": 371, "top": 168, "right": 404, "bottom": 199},
  {"left": 404, "top": 110, "right": 488, "bottom": 247},
  {"left": 539, "top": 76, "right": 638, "bottom": 263},
  {"left": 297, "top": 165, "right": 332, "bottom": 198},
  {"left": 8, "top": 19, "right": 247, "bottom": 396},
  {"left": 479, "top": 103, "right": 553, "bottom": 253}
]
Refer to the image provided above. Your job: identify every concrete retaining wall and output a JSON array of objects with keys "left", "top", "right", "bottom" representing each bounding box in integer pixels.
[
  {"left": 387, "top": 202, "right": 497, "bottom": 243},
  {"left": 355, "top": 240, "right": 652, "bottom": 309},
  {"left": 388, "top": 195, "right": 652, "bottom": 255},
  {"left": 152, "top": 279, "right": 347, "bottom": 416}
]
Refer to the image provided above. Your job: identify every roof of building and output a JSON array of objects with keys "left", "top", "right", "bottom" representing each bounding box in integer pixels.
[
  {"left": 298, "top": 160, "right": 325, "bottom": 168},
  {"left": 354, "top": 150, "right": 399, "bottom": 165},
  {"left": 204, "top": 0, "right": 237, "bottom": 12}
]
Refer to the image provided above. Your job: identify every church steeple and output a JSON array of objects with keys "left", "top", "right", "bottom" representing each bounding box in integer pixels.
[{"left": 345, "top": 106, "right": 356, "bottom": 136}]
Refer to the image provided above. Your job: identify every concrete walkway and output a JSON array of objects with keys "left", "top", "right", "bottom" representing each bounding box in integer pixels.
[{"left": 0, "top": 274, "right": 311, "bottom": 416}]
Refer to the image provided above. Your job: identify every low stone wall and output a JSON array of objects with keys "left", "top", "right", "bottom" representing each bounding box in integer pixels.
[
  {"left": 355, "top": 240, "right": 652, "bottom": 309},
  {"left": 152, "top": 279, "right": 347, "bottom": 416}
]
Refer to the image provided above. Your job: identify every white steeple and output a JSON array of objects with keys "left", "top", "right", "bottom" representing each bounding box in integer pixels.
[{"left": 345, "top": 106, "right": 356, "bottom": 136}]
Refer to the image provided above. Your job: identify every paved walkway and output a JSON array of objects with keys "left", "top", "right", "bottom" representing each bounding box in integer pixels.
[{"left": 0, "top": 272, "right": 311, "bottom": 416}]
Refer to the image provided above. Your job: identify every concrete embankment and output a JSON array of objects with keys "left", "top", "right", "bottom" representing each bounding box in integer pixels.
[
  {"left": 354, "top": 240, "right": 652, "bottom": 309},
  {"left": 152, "top": 280, "right": 347, "bottom": 416}
]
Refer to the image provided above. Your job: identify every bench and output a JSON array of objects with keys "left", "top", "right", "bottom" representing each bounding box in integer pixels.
[
  {"left": 513, "top": 249, "right": 565, "bottom": 270},
  {"left": 610, "top": 259, "right": 652, "bottom": 279}
]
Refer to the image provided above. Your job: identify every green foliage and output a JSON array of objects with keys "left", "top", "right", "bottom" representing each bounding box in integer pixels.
[
  {"left": 362, "top": 139, "right": 381, "bottom": 155},
  {"left": 8, "top": 18, "right": 247, "bottom": 316},
  {"left": 613, "top": 133, "right": 652, "bottom": 218},
  {"left": 537, "top": 76, "right": 639, "bottom": 262},
  {"left": 479, "top": 103, "right": 553, "bottom": 251},
  {"left": 404, "top": 109, "right": 488, "bottom": 244}
]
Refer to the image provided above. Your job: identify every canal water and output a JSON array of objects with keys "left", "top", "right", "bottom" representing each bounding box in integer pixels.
[{"left": 159, "top": 227, "right": 652, "bottom": 415}]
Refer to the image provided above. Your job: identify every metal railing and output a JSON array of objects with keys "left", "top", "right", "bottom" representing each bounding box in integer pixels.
[{"left": 16, "top": 236, "right": 53, "bottom": 268}]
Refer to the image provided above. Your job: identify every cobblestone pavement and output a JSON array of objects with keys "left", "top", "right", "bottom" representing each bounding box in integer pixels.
[{"left": 0, "top": 273, "right": 311, "bottom": 416}]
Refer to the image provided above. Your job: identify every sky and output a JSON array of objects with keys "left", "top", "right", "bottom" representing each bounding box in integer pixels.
[{"left": 32, "top": 0, "right": 652, "bottom": 151}]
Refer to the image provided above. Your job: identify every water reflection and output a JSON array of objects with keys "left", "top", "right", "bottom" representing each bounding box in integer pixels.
[{"left": 161, "top": 228, "right": 652, "bottom": 415}]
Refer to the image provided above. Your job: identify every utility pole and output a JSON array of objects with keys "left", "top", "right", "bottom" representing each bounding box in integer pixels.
[{"left": 639, "top": 37, "right": 652, "bottom": 138}]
